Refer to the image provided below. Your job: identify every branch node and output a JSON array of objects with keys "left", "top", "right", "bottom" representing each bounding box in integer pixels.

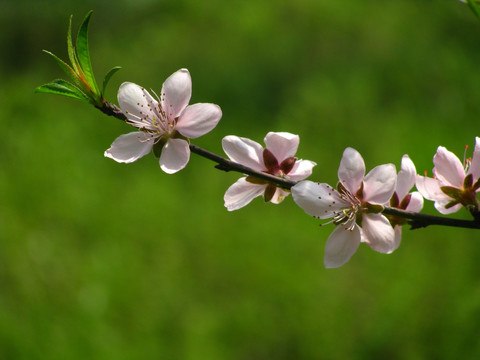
[{"left": 215, "top": 164, "right": 231, "bottom": 172}]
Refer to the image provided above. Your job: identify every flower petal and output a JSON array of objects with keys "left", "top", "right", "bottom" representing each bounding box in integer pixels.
[
  {"left": 288, "top": 160, "right": 317, "bottom": 181},
  {"left": 176, "top": 103, "right": 222, "bottom": 139},
  {"left": 361, "top": 213, "right": 396, "bottom": 254},
  {"left": 415, "top": 175, "right": 451, "bottom": 202},
  {"left": 224, "top": 178, "right": 266, "bottom": 211},
  {"left": 291, "top": 181, "right": 349, "bottom": 219},
  {"left": 396, "top": 155, "right": 417, "bottom": 200},
  {"left": 468, "top": 137, "right": 480, "bottom": 181},
  {"left": 117, "top": 82, "right": 157, "bottom": 122},
  {"left": 363, "top": 164, "right": 397, "bottom": 204},
  {"left": 324, "top": 225, "right": 361, "bottom": 268},
  {"left": 222, "top": 135, "right": 265, "bottom": 171},
  {"left": 434, "top": 200, "right": 463, "bottom": 215},
  {"left": 433, "top": 146, "right": 465, "bottom": 188},
  {"left": 263, "top": 132, "right": 299, "bottom": 161},
  {"left": 161, "top": 69, "right": 192, "bottom": 118},
  {"left": 270, "top": 188, "right": 290, "bottom": 204},
  {"left": 406, "top": 191, "right": 424, "bottom": 212},
  {"left": 159, "top": 138, "right": 190, "bottom": 174},
  {"left": 104, "top": 131, "right": 153, "bottom": 163},
  {"left": 392, "top": 226, "right": 402, "bottom": 253},
  {"left": 338, "top": 147, "right": 365, "bottom": 194}
]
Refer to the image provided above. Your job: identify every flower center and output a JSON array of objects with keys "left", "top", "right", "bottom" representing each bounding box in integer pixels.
[
  {"left": 329, "top": 182, "right": 362, "bottom": 230},
  {"left": 149, "top": 90, "right": 177, "bottom": 136},
  {"left": 262, "top": 148, "right": 296, "bottom": 177},
  {"left": 126, "top": 89, "right": 178, "bottom": 140}
]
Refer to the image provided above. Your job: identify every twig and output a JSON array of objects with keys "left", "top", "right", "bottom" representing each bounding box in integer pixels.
[{"left": 100, "top": 100, "right": 480, "bottom": 230}]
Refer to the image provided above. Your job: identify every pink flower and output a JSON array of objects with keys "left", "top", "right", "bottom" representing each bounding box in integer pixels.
[
  {"left": 416, "top": 137, "right": 480, "bottom": 215},
  {"left": 291, "top": 147, "right": 397, "bottom": 268},
  {"left": 105, "top": 69, "right": 222, "bottom": 174},
  {"left": 222, "top": 132, "right": 316, "bottom": 211},
  {"left": 388, "top": 155, "right": 424, "bottom": 251}
]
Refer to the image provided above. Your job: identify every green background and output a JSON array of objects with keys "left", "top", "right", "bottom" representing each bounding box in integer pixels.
[{"left": 2, "top": 0, "right": 480, "bottom": 358}]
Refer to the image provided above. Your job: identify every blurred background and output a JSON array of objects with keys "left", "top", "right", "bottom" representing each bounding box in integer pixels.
[{"left": 2, "top": 0, "right": 480, "bottom": 358}]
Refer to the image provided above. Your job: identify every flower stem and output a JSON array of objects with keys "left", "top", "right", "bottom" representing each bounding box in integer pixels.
[{"left": 101, "top": 100, "right": 480, "bottom": 230}]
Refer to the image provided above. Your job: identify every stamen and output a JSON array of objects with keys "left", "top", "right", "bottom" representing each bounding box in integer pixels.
[{"left": 464, "top": 145, "right": 471, "bottom": 172}]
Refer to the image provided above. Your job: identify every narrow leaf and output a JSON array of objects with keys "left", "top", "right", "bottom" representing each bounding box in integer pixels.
[
  {"left": 67, "top": 15, "right": 80, "bottom": 73},
  {"left": 102, "top": 66, "right": 121, "bottom": 95},
  {"left": 51, "top": 79, "right": 91, "bottom": 102},
  {"left": 43, "top": 50, "right": 77, "bottom": 83},
  {"left": 468, "top": 0, "right": 480, "bottom": 18},
  {"left": 76, "top": 10, "right": 100, "bottom": 96},
  {"left": 42, "top": 50, "right": 85, "bottom": 90},
  {"left": 35, "top": 80, "right": 92, "bottom": 104}
]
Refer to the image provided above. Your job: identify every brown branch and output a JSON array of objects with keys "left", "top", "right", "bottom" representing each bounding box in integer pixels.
[
  {"left": 189, "top": 144, "right": 297, "bottom": 190},
  {"left": 99, "top": 100, "right": 480, "bottom": 230},
  {"left": 382, "top": 207, "right": 480, "bottom": 230}
]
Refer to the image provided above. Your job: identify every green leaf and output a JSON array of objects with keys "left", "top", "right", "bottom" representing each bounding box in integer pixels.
[
  {"left": 35, "top": 80, "right": 92, "bottom": 104},
  {"left": 102, "top": 66, "right": 121, "bottom": 95},
  {"left": 467, "top": 0, "right": 480, "bottom": 18},
  {"left": 52, "top": 79, "right": 92, "bottom": 101},
  {"left": 67, "top": 15, "right": 80, "bottom": 73},
  {"left": 42, "top": 50, "right": 80, "bottom": 86},
  {"left": 76, "top": 10, "right": 100, "bottom": 96}
]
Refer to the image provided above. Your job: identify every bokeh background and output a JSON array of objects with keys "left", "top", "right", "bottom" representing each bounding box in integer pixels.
[{"left": 2, "top": 0, "right": 480, "bottom": 358}]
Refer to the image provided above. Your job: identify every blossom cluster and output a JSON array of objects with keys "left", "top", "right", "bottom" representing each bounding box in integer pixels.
[{"left": 104, "top": 69, "right": 480, "bottom": 268}]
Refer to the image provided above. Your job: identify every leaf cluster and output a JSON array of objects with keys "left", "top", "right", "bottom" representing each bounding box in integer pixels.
[{"left": 35, "top": 11, "right": 120, "bottom": 107}]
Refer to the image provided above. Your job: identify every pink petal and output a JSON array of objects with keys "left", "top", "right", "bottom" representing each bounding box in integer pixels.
[
  {"left": 396, "top": 155, "right": 417, "bottom": 199},
  {"left": 224, "top": 178, "right": 266, "bottom": 211},
  {"left": 175, "top": 103, "right": 222, "bottom": 139},
  {"left": 270, "top": 188, "right": 290, "bottom": 204},
  {"left": 263, "top": 132, "right": 299, "bottom": 161},
  {"left": 468, "top": 137, "right": 480, "bottom": 181},
  {"left": 222, "top": 136, "right": 265, "bottom": 171},
  {"left": 392, "top": 226, "right": 402, "bottom": 253},
  {"left": 363, "top": 164, "right": 397, "bottom": 205},
  {"left": 361, "top": 213, "right": 396, "bottom": 254},
  {"left": 117, "top": 82, "right": 157, "bottom": 121},
  {"left": 433, "top": 146, "right": 465, "bottom": 187},
  {"left": 434, "top": 200, "right": 462, "bottom": 215},
  {"left": 338, "top": 147, "right": 365, "bottom": 195},
  {"left": 104, "top": 131, "right": 154, "bottom": 163},
  {"left": 324, "top": 225, "right": 361, "bottom": 268},
  {"left": 406, "top": 192, "right": 424, "bottom": 213},
  {"left": 415, "top": 175, "right": 451, "bottom": 202},
  {"left": 288, "top": 160, "right": 317, "bottom": 181},
  {"left": 161, "top": 69, "right": 192, "bottom": 119},
  {"left": 159, "top": 138, "right": 190, "bottom": 174},
  {"left": 291, "top": 181, "right": 349, "bottom": 219}
]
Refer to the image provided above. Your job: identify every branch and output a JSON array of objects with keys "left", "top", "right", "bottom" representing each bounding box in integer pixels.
[
  {"left": 382, "top": 207, "right": 480, "bottom": 230},
  {"left": 189, "top": 144, "right": 297, "bottom": 189},
  {"left": 98, "top": 100, "right": 480, "bottom": 230},
  {"left": 97, "top": 100, "right": 127, "bottom": 120}
]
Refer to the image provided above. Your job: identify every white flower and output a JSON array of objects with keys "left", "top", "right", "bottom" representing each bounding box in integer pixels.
[
  {"left": 388, "top": 155, "right": 424, "bottom": 251},
  {"left": 416, "top": 137, "right": 480, "bottom": 214},
  {"left": 222, "top": 132, "right": 316, "bottom": 211},
  {"left": 292, "top": 147, "right": 397, "bottom": 268},
  {"left": 104, "top": 69, "right": 222, "bottom": 174}
]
